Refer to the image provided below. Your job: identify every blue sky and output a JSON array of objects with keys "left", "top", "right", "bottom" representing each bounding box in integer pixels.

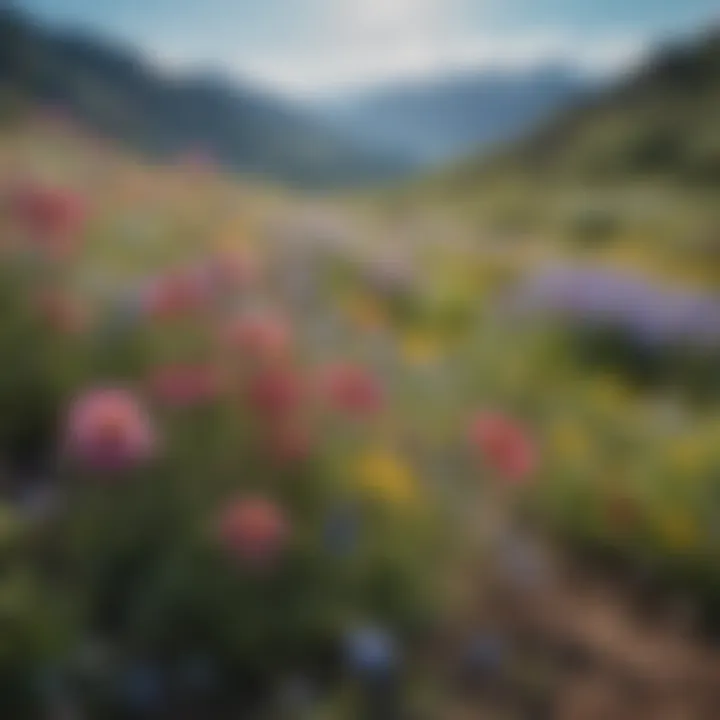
[{"left": 16, "top": 0, "right": 720, "bottom": 94}]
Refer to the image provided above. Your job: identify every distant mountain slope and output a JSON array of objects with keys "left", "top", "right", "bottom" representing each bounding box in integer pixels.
[
  {"left": 0, "top": 8, "right": 412, "bottom": 188},
  {"left": 444, "top": 29, "right": 720, "bottom": 189},
  {"left": 321, "top": 66, "right": 591, "bottom": 165}
]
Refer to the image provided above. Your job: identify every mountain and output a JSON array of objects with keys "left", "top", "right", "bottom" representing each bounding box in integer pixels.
[
  {"left": 0, "top": 7, "right": 412, "bottom": 188},
  {"left": 393, "top": 29, "right": 720, "bottom": 250},
  {"left": 320, "top": 66, "right": 591, "bottom": 166},
  {"left": 444, "top": 28, "right": 720, "bottom": 190}
]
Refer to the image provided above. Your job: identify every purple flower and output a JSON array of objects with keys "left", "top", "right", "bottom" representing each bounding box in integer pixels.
[{"left": 512, "top": 264, "right": 720, "bottom": 352}]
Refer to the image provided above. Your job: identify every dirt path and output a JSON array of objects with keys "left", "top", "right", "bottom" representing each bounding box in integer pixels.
[{"left": 437, "top": 533, "right": 720, "bottom": 719}]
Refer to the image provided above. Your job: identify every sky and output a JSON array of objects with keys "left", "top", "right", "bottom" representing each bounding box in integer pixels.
[{"left": 14, "top": 0, "right": 720, "bottom": 95}]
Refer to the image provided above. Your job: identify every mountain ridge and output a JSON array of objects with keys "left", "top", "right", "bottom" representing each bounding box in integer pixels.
[
  {"left": 0, "top": 7, "right": 413, "bottom": 188},
  {"left": 442, "top": 27, "right": 720, "bottom": 190},
  {"left": 319, "top": 65, "right": 592, "bottom": 165}
]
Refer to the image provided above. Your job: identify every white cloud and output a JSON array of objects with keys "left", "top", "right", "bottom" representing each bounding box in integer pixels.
[
  {"left": 148, "top": 0, "right": 650, "bottom": 96},
  {"left": 233, "top": 32, "right": 650, "bottom": 95},
  {"left": 328, "top": 0, "right": 449, "bottom": 40}
]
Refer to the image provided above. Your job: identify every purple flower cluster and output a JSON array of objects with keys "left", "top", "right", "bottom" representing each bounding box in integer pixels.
[{"left": 512, "top": 264, "right": 720, "bottom": 349}]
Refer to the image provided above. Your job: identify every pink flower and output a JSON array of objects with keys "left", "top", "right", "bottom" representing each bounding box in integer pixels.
[
  {"left": 222, "top": 312, "right": 290, "bottom": 364},
  {"left": 469, "top": 412, "right": 537, "bottom": 482},
  {"left": 318, "top": 363, "right": 384, "bottom": 416},
  {"left": 216, "top": 496, "right": 288, "bottom": 565},
  {"left": 8, "top": 182, "right": 86, "bottom": 256},
  {"left": 143, "top": 269, "right": 210, "bottom": 320},
  {"left": 148, "top": 364, "right": 221, "bottom": 408},
  {"left": 64, "top": 388, "right": 157, "bottom": 471},
  {"left": 246, "top": 366, "right": 304, "bottom": 419}
]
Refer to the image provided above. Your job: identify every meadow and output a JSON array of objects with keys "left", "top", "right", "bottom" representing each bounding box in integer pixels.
[{"left": 2, "top": 114, "right": 720, "bottom": 718}]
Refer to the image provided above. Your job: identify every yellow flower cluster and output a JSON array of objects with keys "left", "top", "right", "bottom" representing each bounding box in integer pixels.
[{"left": 355, "top": 449, "right": 417, "bottom": 506}]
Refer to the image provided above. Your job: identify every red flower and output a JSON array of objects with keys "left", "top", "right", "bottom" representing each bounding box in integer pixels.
[
  {"left": 246, "top": 366, "right": 304, "bottom": 419},
  {"left": 64, "top": 388, "right": 158, "bottom": 471},
  {"left": 222, "top": 312, "right": 290, "bottom": 364},
  {"left": 148, "top": 364, "right": 221, "bottom": 408},
  {"left": 318, "top": 363, "right": 384, "bottom": 416},
  {"left": 216, "top": 496, "right": 288, "bottom": 565},
  {"left": 469, "top": 412, "right": 537, "bottom": 482},
  {"left": 144, "top": 269, "right": 210, "bottom": 319},
  {"left": 8, "top": 182, "right": 86, "bottom": 256}
]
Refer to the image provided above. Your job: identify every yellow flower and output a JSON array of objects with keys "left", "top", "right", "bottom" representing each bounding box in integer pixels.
[
  {"left": 355, "top": 450, "right": 417, "bottom": 506},
  {"left": 400, "top": 333, "right": 442, "bottom": 367}
]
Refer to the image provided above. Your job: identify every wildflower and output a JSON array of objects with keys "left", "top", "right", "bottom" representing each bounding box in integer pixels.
[
  {"left": 469, "top": 412, "right": 537, "bottom": 482},
  {"left": 355, "top": 450, "right": 416, "bottom": 506},
  {"left": 7, "top": 182, "right": 86, "bottom": 256},
  {"left": 344, "top": 626, "right": 399, "bottom": 677},
  {"left": 246, "top": 366, "right": 304, "bottom": 419},
  {"left": 318, "top": 362, "right": 384, "bottom": 417},
  {"left": 148, "top": 364, "right": 221, "bottom": 408},
  {"left": 64, "top": 388, "right": 157, "bottom": 470},
  {"left": 216, "top": 496, "right": 288, "bottom": 565},
  {"left": 143, "top": 269, "right": 210, "bottom": 319},
  {"left": 222, "top": 311, "right": 290, "bottom": 364}
]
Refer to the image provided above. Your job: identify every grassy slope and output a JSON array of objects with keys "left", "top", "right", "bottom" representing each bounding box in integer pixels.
[{"left": 386, "top": 29, "right": 720, "bottom": 281}]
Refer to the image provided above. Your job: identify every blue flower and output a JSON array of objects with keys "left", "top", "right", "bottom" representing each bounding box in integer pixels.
[{"left": 344, "top": 626, "right": 399, "bottom": 677}]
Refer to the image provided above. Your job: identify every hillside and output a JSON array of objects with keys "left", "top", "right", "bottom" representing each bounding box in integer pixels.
[
  {"left": 438, "top": 29, "right": 720, "bottom": 191},
  {"left": 390, "top": 29, "right": 720, "bottom": 255},
  {"left": 321, "top": 66, "right": 590, "bottom": 166},
  {"left": 0, "top": 8, "right": 412, "bottom": 188}
]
